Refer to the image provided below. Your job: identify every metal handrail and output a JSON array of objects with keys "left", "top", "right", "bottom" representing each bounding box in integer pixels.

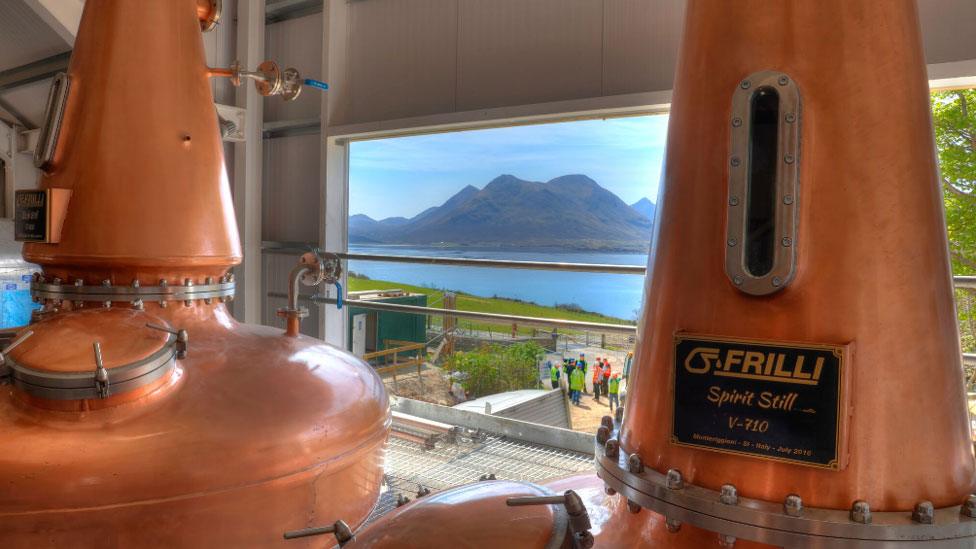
[
  {"left": 261, "top": 242, "right": 646, "bottom": 275},
  {"left": 335, "top": 252, "right": 646, "bottom": 275},
  {"left": 310, "top": 295, "right": 638, "bottom": 335},
  {"left": 263, "top": 241, "right": 976, "bottom": 284}
]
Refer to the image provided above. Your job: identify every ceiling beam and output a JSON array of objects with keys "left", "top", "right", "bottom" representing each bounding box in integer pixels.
[
  {"left": 0, "top": 52, "right": 70, "bottom": 93},
  {"left": 22, "top": 0, "right": 83, "bottom": 47},
  {"left": 928, "top": 58, "right": 976, "bottom": 91}
]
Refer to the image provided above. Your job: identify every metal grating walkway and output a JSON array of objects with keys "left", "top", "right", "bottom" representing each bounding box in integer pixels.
[{"left": 365, "top": 432, "right": 594, "bottom": 524}]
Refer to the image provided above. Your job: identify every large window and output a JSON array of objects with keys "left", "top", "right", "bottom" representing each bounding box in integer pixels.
[{"left": 343, "top": 115, "right": 667, "bottom": 428}]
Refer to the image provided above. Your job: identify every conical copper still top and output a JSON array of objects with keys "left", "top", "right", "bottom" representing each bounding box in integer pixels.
[
  {"left": 616, "top": 0, "right": 974, "bottom": 513},
  {"left": 22, "top": 0, "right": 241, "bottom": 282}
]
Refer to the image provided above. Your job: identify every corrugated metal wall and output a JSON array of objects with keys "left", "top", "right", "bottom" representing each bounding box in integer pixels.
[
  {"left": 262, "top": 10, "right": 325, "bottom": 337},
  {"left": 326, "top": 0, "right": 686, "bottom": 127},
  {"left": 496, "top": 389, "right": 570, "bottom": 429}
]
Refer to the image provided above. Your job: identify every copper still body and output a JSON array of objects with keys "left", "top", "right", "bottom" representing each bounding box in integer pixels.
[
  {"left": 349, "top": 0, "right": 976, "bottom": 547},
  {"left": 0, "top": 1, "right": 389, "bottom": 547}
]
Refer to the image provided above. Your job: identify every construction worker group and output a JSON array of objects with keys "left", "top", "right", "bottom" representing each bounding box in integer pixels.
[{"left": 551, "top": 353, "right": 620, "bottom": 411}]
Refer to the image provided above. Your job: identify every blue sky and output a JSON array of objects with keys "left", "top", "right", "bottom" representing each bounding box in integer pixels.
[{"left": 348, "top": 114, "right": 669, "bottom": 220}]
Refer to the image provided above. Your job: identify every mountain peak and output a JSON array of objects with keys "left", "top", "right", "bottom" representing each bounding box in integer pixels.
[
  {"left": 349, "top": 173, "right": 654, "bottom": 251},
  {"left": 630, "top": 197, "right": 656, "bottom": 221},
  {"left": 484, "top": 174, "right": 529, "bottom": 189},
  {"left": 547, "top": 174, "right": 599, "bottom": 188}
]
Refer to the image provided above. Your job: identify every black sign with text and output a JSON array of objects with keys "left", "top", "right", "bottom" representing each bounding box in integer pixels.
[
  {"left": 14, "top": 190, "right": 49, "bottom": 242},
  {"left": 672, "top": 334, "right": 846, "bottom": 469}
]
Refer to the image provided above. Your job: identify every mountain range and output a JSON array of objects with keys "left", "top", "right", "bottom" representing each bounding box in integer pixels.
[{"left": 350, "top": 174, "right": 656, "bottom": 252}]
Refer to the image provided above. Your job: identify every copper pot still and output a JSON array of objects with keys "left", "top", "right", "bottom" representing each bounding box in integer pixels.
[
  {"left": 349, "top": 0, "right": 976, "bottom": 548},
  {"left": 0, "top": 1, "right": 389, "bottom": 547}
]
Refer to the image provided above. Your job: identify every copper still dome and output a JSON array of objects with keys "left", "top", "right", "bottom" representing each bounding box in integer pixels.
[{"left": 0, "top": 0, "right": 389, "bottom": 546}]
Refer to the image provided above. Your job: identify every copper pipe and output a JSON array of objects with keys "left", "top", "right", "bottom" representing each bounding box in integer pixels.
[
  {"left": 207, "top": 67, "right": 234, "bottom": 79},
  {"left": 282, "top": 264, "right": 310, "bottom": 337}
]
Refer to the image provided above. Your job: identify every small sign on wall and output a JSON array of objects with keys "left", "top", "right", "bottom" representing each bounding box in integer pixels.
[{"left": 14, "top": 189, "right": 71, "bottom": 243}]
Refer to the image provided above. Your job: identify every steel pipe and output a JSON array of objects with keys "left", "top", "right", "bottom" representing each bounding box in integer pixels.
[{"left": 956, "top": 276, "right": 976, "bottom": 290}]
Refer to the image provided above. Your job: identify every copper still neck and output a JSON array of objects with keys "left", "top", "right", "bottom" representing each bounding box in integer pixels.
[
  {"left": 618, "top": 0, "right": 974, "bottom": 512},
  {"left": 22, "top": 0, "right": 241, "bottom": 284}
]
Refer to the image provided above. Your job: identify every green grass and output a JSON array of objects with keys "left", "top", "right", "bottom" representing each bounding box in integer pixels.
[{"left": 347, "top": 274, "right": 633, "bottom": 335}]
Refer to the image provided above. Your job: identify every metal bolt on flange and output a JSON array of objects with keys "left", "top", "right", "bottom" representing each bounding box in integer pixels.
[
  {"left": 627, "top": 454, "right": 644, "bottom": 474},
  {"left": 784, "top": 153, "right": 795, "bottom": 164},
  {"left": 783, "top": 195, "right": 794, "bottom": 205},
  {"left": 718, "top": 534, "right": 737, "bottom": 548},
  {"left": 600, "top": 415, "right": 614, "bottom": 431},
  {"left": 730, "top": 156, "right": 741, "bottom": 167},
  {"left": 416, "top": 486, "right": 431, "bottom": 498},
  {"left": 727, "top": 238, "right": 737, "bottom": 247},
  {"left": 729, "top": 196, "right": 739, "bottom": 206},
  {"left": 771, "top": 276, "right": 783, "bottom": 287},
  {"left": 184, "top": 278, "right": 194, "bottom": 307},
  {"left": 961, "top": 495, "right": 976, "bottom": 518},
  {"left": 604, "top": 485, "right": 616, "bottom": 496},
  {"left": 605, "top": 439, "right": 619, "bottom": 458},
  {"left": 575, "top": 531, "right": 595, "bottom": 549},
  {"left": 719, "top": 484, "right": 738, "bottom": 505},
  {"left": 614, "top": 406, "right": 623, "bottom": 423},
  {"left": 732, "top": 275, "right": 743, "bottom": 286},
  {"left": 731, "top": 117, "right": 742, "bottom": 127},
  {"left": 73, "top": 279, "right": 84, "bottom": 308},
  {"left": 784, "top": 494, "right": 803, "bottom": 517},
  {"left": 781, "top": 237, "right": 792, "bottom": 247},
  {"left": 396, "top": 494, "right": 410, "bottom": 507},
  {"left": 912, "top": 501, "right": 934, "bottom": 524},
  {"left": 778, "top": 75, "right": 790, "bottom": 86},
  {"left": 479, "top": 473, "right": 496, "bottom": 481},
  {"left": 665, "top": 517, "right": 681, "bottom": 533},
  {"left": 596, "top": 425, "right": 610, "bottom": 445},
  {"left": 850, "top": 500, "right": 872, "bottom": 524},
  {"left": 627, "top": 499, "right": 641, "bottom": 514},
  {"left": 665, "top": 469, "right": 684, "bottom": 490},
  {"left": 785, "top": 112, "right": 796, "bottom": 123},
  {"left": 740, "top": 80, "right": 751, "bottom": 89}
]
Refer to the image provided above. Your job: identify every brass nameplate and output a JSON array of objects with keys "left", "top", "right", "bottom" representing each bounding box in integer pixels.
[{"left": 672, "top": 334, "right": 848, "bottom": 470}]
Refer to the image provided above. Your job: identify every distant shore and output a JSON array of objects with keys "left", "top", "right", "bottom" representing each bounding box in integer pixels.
[
  {"left": 350, "top": 241, "right": 652, "bottom": 254},
  {"left": 348, "top": 273, "right": 636, "bottom": 329}
]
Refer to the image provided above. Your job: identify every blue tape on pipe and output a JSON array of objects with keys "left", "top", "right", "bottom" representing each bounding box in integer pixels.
[
  {"left": 304, "top": 79, "right": 329, "bottom": 91},
  {"left": 335, "top": 282, "right": 343, "bottom": 310}
]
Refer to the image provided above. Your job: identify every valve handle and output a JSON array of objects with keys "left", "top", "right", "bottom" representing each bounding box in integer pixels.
[{"left": 304, "top": 78, "right": 329, "bottom": 91}]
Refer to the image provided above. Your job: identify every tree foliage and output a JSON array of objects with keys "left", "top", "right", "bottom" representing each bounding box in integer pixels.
[
  {"left": 933, "top": 90, "right": 976, "bottom": 353},
  {"left": 447, "top": 342, "right": 545, "bottom": 398},
  {"left": 932, "top": 90, "right": 976, "bottom": 274}
]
